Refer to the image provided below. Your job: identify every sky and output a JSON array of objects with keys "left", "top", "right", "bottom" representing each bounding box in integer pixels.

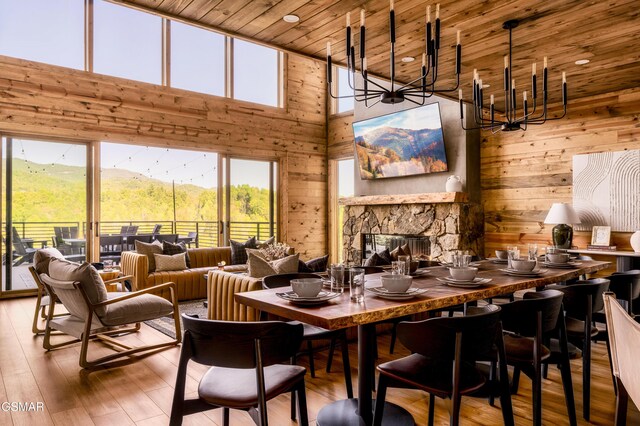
[{"left": 353, "top": 103, "right": 443, "bottom": 137}]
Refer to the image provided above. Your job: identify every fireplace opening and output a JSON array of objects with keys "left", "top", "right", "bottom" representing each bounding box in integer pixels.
[{"left": 362, "top": 234, "right": 430, "bottom": 263}]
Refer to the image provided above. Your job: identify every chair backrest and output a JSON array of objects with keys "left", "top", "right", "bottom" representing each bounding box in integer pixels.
[
  {"left": 129, "top": 225, "right": 139, "bottom": 235},
  {"left": 69, "top": 226, "right": 79, "bottom": 239},
  {"left": 181, "top": 314, "right": 304, "bottom": 368},
  {"left": 61, "top": 227, "right": 72, "bottom": 239},
  {"left": 262, "top": 272, "right": 322, "bottom": 289},
  {"left": 152, "top": 224, "right": 162, "bottom": 235},
  {"left": 11, "top": 227, "right": 28, "bottom": 255},
  {"left": 559, "top": 278, "right": 610, "bottom": 319},
  {"left": 187, "top": 231, "right": 198, "bottom": 239},
  {"left": 127, "top": 234, "right": 153, "bottom": 250},
  {"left": 604, "top": 293, "right": 640, "bottom": 409},
  {"left": 611, "top": 270, "right": 640, "bottom": 301},
  {"left": 397, "top": 304, "right": 502, "bottom": 362},
  {"left": 499, "top": 290, "right": 564, "bottom": 337},
  {"left": 154, "top": 234, "right": 178, "bottom": 243},
  {"left": 40, "top": 273, "right": 90, "bottom": 320},
  {"left": 100, "top": 235, "right": 123, "bottom": 251}
]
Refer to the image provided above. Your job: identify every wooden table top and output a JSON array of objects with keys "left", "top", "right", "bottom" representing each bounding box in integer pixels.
[{"left": 235, "top": 260, "right": 611, "bottom": 330}]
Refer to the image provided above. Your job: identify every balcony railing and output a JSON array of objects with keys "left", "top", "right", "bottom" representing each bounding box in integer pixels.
[{"left": 3, "top": 220, "right": 275, "bottom": 252}]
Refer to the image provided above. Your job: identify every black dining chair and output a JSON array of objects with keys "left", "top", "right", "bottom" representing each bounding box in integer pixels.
[
  {"left": 547, "top": 278, "right": 610, "bottom": 421},
  {"left": 262, "top": 273, "right": 353, "bottom": 402},
  {"left": 373, "top": 305, "right": 514, "bottom": 426},
  {"left": 498, "top": 289, "right": 577, "bottom": 426},
  {"left": 170, "top": 315, "right": 308, "bottom": 426}
]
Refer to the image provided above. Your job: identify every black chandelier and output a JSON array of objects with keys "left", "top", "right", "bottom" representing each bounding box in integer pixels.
[
  {"left": 326, "top": 2, "right": 461, "bottom": 107},
  {"left": 460, "top": 19, "right": 568, "bottom": 132}
]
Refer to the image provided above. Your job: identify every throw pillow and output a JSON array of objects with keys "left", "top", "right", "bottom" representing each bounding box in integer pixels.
[
  {"left": 245, "top": 248, "right": 267, "bottom": 260},
  {"left": 364, "top": 253, "right": 380, "bottom": 267},
  {"left": 305, "top": 254, "right": 329, "bottom": 272},
  {"left": 230, "top": 237, "right": 257, "bottom": 265},
  {"left": 162, "top": 241, "right": 191, "bottom": 268},
  {"left": 390, "top": 246, "right": 406, "bottom": 261},
  {"left": 48, "top": 258, "right": 109, "bottom": 316},
  {"left": 401, "top": 243, "right": 412, "bottom": 258},
  {"left": 256, "top": 236, "right": 275, "bottom": 249},
  {"left": 297, "top": 259, "right": 313, "bottom": 273},
  {"left": 34, "top": 247, "right": 65, "bottom": 275},
  {"left": 248, "top": 252, "right": 300, "bottom": 278},
  {"left": 154, "top": 253, "right": 187, "bottom": 272},
  {"left": 377, "top": 248, "right": 393, "bottom": 265},
  {"left": 135, "top": 240, "right": 164, "bottom": 273}
]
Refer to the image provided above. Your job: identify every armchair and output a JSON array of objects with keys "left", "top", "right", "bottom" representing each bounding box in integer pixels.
[{"left": 40, "top": 258, "right": 181, "bottom": 368}]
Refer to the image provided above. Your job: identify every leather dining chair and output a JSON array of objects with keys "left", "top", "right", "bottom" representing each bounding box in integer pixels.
[
  {"left": 373, "top": 305, "right": 514, "bottom": 426},
  {"left": 170, "top": 315, "right": 308, "bottom": 426},
  {"left": 547, "top": 278, "right": 610, "bottom": 421},
  {"left": 498, "top": 289, "right": 577, "bottom": 426}
]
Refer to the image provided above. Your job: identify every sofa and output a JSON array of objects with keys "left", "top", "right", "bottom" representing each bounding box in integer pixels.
[
  {"left": 121, "top": 247, "right": 247, "bottom": 301},
  {"left": 206, "top": 270, "right": 263, "bottom": 321}
]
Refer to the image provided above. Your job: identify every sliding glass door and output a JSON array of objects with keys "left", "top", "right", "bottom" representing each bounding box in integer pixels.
[
  {"left": 2, "top": 137, "right": 89, "bottom": 295},
  {"left": 224, "top": 158, "right": 277, "bottom": 244}
]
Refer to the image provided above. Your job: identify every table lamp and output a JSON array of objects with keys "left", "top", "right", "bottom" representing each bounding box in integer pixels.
[{"left": 544, "top": 203, "right": 581, "bottom": 249}]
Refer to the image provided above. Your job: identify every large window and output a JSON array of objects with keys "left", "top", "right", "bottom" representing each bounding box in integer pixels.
[
  {"left": 0, "top": 0, "right": 84, "bottom": 69},
  {"left": 337, "top": 67, "right": 355, "bottom": 113},
  {"left": 233, "top": 40, "right": 280, "bottom": 107},
  {"left": 93, "top": 0, "right": 162, "bottom": 84},
  {"left": 336, "top": 158, "right": 355, "bottom": 262},
  {"left": 170, "top": 21, "right": 225, "bottom": 96}
]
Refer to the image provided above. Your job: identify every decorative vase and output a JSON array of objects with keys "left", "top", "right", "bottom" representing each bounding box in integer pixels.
[
  {"left": 445, "top": 175, "right": 463, "bottom": 192},
  {"left": 631, "top": 230, "right": 640, "bottom": 253}
]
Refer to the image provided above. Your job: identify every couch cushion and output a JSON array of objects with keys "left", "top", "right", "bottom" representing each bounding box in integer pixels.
[
  {"left": 248, "top": 252, "right": 299, "bottom": 278},
  {"left": 154, "top": 253, "right": 188, "bottom": 272},
  {"left": 100, "top": 293, "right": 174, "bottom": 326},
  {"left": 136, "top": 240, "right": 163, "bottom": 272},
  {"left": 230, "top": 237, "right": 257, "bottom": 265},
  {"left": 364, "top": 252, "right": 380, "bottom": 267},
  {"left": 48, "top": 259, "right": 109, "bottom": 316},
  {"left": 163, "top": 241, "right": 191, "bottom": 268},
  {"left": 34, "top": 247, "right": 65, "bottom": 275},
  {"left": 378, "top": 248, "right": 393, "bottom": 265},
  {"left": 256, "top": 236, "right": 275, "bottom": 249}
]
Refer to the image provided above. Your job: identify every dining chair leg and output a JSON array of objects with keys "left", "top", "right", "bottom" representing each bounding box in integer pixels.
[
  {"left": 533, "top": 361, "right": 542, "bottom": 426},
  {"left": 428, "top": 394, "right": 435, "bottom": 426},
  {"left": 372, "top": 374, "right": 388, "bottom": 426},
  {"left": 306, "top": 340, "right": 315, "bottom": 378},
  {"left": 290, "top": 389, "right": 296, "bottom": 421},
  {"left": 222, "top": 407, "right": 230, "bottom": 426},
  {"left": 389, "top": 322, "right": 398, "bottom": 354},
  {"left": 297, "top": 381, "right": 309, "bottom": 426},
  {"left": 326, "top": 336, "right": 336, "bottom": 373},
  {"left": 615, "top": 377, "right": 628, "bottom": 426},
  {"left": 340, "top": 333, "right": 354, "bottom": 398},
  {"left": 583, "top": 335, "right": 592, "bottom": 420},
  {"left": 511, "top": 367, "right": 521, "bottom": 394}
]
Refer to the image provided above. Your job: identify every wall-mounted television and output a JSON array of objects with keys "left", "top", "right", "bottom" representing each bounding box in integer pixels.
[{"left": 352, "top": 103, "right": 448, "bottom": 180}]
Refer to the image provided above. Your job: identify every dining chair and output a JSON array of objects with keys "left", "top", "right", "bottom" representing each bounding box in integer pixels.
[
  {"left": 604, "top": 292, "right": 640, "bottom": 425},
  {"left": 262, "top": 273, "right": 353, "bottom": 401},
  {"left": 498, "top": 289, "right": 577, "bottom": 426},
  {"left": 373, "top": 305, "right": 514, "bottom": 426},
  {"left": 187, "top": 231, "right": 198, "bottom": 247},
  {"left": 547, "top": 278, "right": 610, "bottom": 421},
  {"left": 40, "top": 258, "right": 181, "bottom": 368},
  {"left": 170, "top": 315, "right": 308, "bottom": 426}
]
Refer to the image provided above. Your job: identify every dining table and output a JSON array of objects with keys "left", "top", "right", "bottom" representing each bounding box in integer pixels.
[{"left": 235, "top": 259, "right": 611, "bottom": 425}]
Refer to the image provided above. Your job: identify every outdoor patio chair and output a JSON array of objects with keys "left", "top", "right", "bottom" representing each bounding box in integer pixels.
[
  {"left": 40, "top": 258, "right": 181, "bottom": 368},
  {"left": 126, "top": 234, "right": 153, "bottom": 251},
  {"left": 10, "top": 227, "right": 37, "bottom": 266},
  {"left": 152, "top": 224, "right": 162, "bottom": 235},
  {"left": 99, "top": 234, "right": 124, "bottom": 260},
  {"left": 170, "top": 315, "right": 308, "bottom": 426},
  {"left": 53, "top": 226, "right": 74, "bottom": 255},
  {"left": 154, "top": 234, "right": 178, "bottom": 243}
]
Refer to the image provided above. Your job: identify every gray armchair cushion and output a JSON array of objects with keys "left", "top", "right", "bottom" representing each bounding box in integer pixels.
[
  {"left": 48, "top": 258, "right": 109, "bottom": 316},
  {"left": 100, "top": 294, "right": 174, "bottom": 326}
]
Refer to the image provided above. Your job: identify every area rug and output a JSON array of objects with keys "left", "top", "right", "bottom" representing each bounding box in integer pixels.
[{"left": 144, "top": 299, "right": 207, "bottom": 339}]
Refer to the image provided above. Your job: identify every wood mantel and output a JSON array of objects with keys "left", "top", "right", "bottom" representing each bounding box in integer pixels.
[{"left": 339, "top": 192, "right": 469, "bottom": 206}]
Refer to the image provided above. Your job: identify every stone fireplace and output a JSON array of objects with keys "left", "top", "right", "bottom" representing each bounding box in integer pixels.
[{"left": 340, "top": 192, "right": 484, "bottom": 263}]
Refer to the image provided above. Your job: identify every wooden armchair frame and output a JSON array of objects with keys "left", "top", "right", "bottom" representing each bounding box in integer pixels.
[{"left": 40, "top": 276, "right": 181, "bottom": 369}]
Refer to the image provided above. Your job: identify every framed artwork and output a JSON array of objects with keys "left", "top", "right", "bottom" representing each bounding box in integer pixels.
[{"left": 591, "top": 226, "right": 611, "bottom": 246}]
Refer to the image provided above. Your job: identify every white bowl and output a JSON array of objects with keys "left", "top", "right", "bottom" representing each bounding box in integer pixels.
[
  {"left": 547, "top": 253, "right": 570, "bottom": 264},
  {"left": 495, "top": 250, "right": 509, "bottom": 260},
  {"left": 510, "top": 259, "right": 537, "bottom": 272},
  {"left": 449, "top": 267, "right": 478, "bottom": 281},
  {"left": 290, "top": 278, "right": 323, "bottom": 298},
  {"left": 380, "top": 274, "right": 413, "bottom": 293}
]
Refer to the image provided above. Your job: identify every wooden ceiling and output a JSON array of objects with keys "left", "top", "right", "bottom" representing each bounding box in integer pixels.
[{"left": 117, "top": 0, "right": 639, "bottom": 105}]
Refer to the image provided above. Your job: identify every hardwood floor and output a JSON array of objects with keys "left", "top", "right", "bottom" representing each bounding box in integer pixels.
[{"left": 0, "top": 296, "right": 637, "bottom": 425}]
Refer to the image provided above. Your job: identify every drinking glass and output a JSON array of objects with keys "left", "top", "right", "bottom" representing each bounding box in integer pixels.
[
  {"left": 330, "top": 264, "right": 345, "bottom": 293},
  {"left": 528, "top": 243, "right": 538, "bottom": 261},
  {"left": 349, "top": 267, "right": 365, "bottom": 303},
  {"left": 391, "top": 261, "right": 405, "bottom": 275},
  {"left": 507, "top": 246, "right": 520, "bottom": 269},
  {"left": 397, "top": 255, "right": 411, "bottom": 275},
  {"left": 103, "top": 259, "right": 113, "bottom": 271}
]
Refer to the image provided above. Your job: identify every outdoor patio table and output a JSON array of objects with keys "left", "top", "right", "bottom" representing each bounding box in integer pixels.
[{"left": 236, "top": 259, "right": 611, "bottom": 425}]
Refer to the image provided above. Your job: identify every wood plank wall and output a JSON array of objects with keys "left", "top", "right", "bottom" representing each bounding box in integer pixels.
[
  {"left": 0, "top": 54, "right": 328, "bottom": 258},
  {"left": 327, "top": 89, "right": 640, "bottom": 271}
]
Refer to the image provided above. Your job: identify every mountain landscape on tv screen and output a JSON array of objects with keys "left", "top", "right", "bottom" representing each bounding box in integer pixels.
[{"left": 354, "top": 125, "right": 448, "bottom": 179}]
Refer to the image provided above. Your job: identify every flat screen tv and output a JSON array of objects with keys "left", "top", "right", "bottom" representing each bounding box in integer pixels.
[{"left": 352, "top": 103, "right": 448, "bottom": 180}]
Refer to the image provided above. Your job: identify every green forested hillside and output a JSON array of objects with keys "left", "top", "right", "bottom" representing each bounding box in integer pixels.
[{"left": 7, "top": 159, "right": 271, "bottom": 223}]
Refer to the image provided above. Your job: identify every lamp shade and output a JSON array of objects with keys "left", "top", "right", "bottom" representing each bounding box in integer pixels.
[{"left": 544, "top": 203, "right": 581, "bottom": 225}]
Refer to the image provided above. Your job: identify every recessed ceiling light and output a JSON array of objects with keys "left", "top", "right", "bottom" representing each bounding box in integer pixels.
[
  {"left": 401, "top": 56, "right": 415, "bottom": 63},
  {"left": 575, "top": 59, "right": 590, "bottom": 65},
  {"left": 283, "top": 14, "right": 299, "bottom": 23}
]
